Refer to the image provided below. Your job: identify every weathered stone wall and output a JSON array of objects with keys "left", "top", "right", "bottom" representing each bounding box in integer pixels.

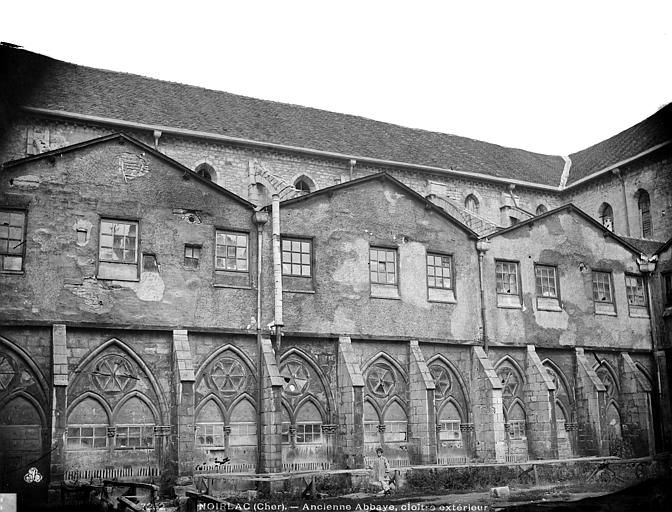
[
  {"left": 484, "top": 209, "right": 653, "bottom": 351},
  {"left": 0, "top": 138, "right": 258, "bottom": 329}
]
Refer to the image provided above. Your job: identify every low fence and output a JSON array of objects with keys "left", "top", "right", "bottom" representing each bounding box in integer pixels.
[{"left": 63, "top": 466, "right": 160, "bottom": 481}]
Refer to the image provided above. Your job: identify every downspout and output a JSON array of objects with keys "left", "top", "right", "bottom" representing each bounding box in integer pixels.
[
  {"left": 476, "top": 239, "right": 491, "bottom": 350},
  {"left": 272, "top": 194, "right": 284, "bottom": 350},
  {"left": 253, "top": 208, "right": 269, "bottom": 472},
  {"left": 613, "top": 168, "right": 631, "bottom": 236}
]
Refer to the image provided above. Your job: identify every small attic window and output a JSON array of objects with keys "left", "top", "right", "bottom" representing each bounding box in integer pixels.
[
  {"left": 294, "top": 176, "right": 315, "bottom": 195},
  {"left": 599, "top": 203, "right": 614, "bottom": 232},
  {"left": 465, "top": 194, "right": 479, "bottom": 214},
  {"left": 195, "top": 163, "right": 214, "bottom": 181},
  {"left": 536, "top": 204, "right": 548, "bottom": 215}
]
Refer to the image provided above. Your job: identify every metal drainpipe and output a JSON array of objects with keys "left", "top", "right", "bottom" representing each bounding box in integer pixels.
[
  {"left": 272, "top": 194, "right": 283, "bottom": 350},
  {"left": 253, "top": 208, "right": 269, "bottom": 473},
  {"left": 476, "top": 239, "right": 491, "bottom": 350},
  {"left": 349, "top": 159, "right": 357, "bottom": 181}
]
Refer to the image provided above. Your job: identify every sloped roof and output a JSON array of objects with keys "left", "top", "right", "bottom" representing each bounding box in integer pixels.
[
  {"left": 281, "top": 172, "right": 479, "bottom": 239},
  {"left": 0, "top": 46, "right": 566, "bottom": 187},
  {"left": 567, "top": 104, "right": 672, "bottom": 185},
  {"left": 1, "top": 132, "right": 256, "bottom": 209},
  {"left": 619, "top": 236, "right": 665, "bottom": 256},
  {"left": 485, "top": 203, "right": 645, "bottom": 256}
]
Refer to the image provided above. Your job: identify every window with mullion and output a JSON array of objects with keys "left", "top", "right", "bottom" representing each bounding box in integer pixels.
[
  {"left": 281, "top": 238, "right": 312, "bottom": 277},
  {"left": 592, "top": 271, "right": 613, "bottom": 303},
  {"left": 625, "top": 274, "right": 647, "bottom": 307},
  {"left": 99, "top": 220, "right": 138, "bottom": 264},
  {"left": 215, "top": 231, "right": 248, "bottom": 272},
  {"left": 496, "top": 261, "right": 519, "bottom": 295},
  {"left": 296, "top": 423, "right": 322, "bottom": 444},
  {"left": 66, "top": 425, "right": 108, "bottom": 450},
  {"left": 0, "top": 208, "right": 26, "bottom": 272},
  {"left": 427, "top": 253, "right": 453, "bottom": 290},
  {"left": 535, "top": 265, "right": 558, "bottom": 298},
  {"left": 115, "top": 424, "right": 154, "bottom": 449},
  {"left": 370, "top": 247, "right": 397, "bottom": 285}
]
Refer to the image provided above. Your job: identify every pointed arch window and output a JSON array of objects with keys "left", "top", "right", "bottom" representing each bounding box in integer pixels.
[
  {"left": 465, "top": 194, "right": 479, "bottom": 214},
  {"left": 195, "top": 400, "right": 226, "bottom": 448},
  {"left": 638, "top": 190, "right": 652, "bottom": 238},
  {"left": 195, "top": 163, "right": 214, "bottom": 181},
  {"left": 114, "top": 397, "right": 155, "bottom": 449},
  {"left": 437, "top": 401, "right": 462, "bottom": 441},
  {"left": 507, "top": 402, "right": 526, "bottom": 440},
  {"left": 599, "top": 203, "right": 614, "bottom": 232},
  {"left": 295, "top": 401, "right": 323, "bottom": 445},
  {"left": 66, "top": 398, "right": 109, "bottom": 450}
]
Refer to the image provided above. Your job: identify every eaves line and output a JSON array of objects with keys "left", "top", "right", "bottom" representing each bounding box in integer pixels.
[
  {"left": 21, "top": 106, "right": 560, "bottom": 192},
  {"left": 21, "top": 106, "right": 671, "bottom": 194}
]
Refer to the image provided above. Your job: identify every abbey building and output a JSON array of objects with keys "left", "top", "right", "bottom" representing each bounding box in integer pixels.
[{"left": 0, "top": 46, "right": 671, "bottom": 503}]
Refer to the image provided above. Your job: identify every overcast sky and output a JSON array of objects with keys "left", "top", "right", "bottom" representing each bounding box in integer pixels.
[{"left": 2, "top": 0, "right": 671, "bottom": 156}]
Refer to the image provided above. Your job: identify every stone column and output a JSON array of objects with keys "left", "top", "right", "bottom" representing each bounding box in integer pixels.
[
  {"left": 172, "top": 330, "right": 195, "bottom": 484},
  {"left": 575, "top": 348, "right": 607, "bottom": 456},
  {"left": 620, "top": 353, "right": 653, "bottom": 456},
  {"left": 259, "top": 337, "right": 284, "bottom": 478},
  {"left": 523, "top": 345, "right": 557, "bottom": 460},
  {"left": 471, "top": 347, "right": 506, "bottom": 462},
  {"left": 49, "top": 324, "right": 68, "bottom": 503},
  {"left": 336, "top": 336, "right": 364, "bottom": 468},
  {"left": 408, "top": 340, "right": 436, "bottom": 464}
]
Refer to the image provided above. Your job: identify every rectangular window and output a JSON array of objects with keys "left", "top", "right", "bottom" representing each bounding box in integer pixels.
[
  {"left": 535, "top": 264, "right": 561, "bottom": 311},
  {"left": 364, "top": 422, "right": 379, "bottom": 443},
  {"left": 66, "top": 425, "right": 108, "bottom": 450},
  {"left": 592, "top": 271, "right": 616, "bottom": 315},
  {"left": 535, "top": 265, "right": 557, "bottom": 297},
  {"left": 664, "top": 273, "right": 672, "bottom": 308},
  {"left": 99, "top": 220, "right": 138, "bottom": 263},
  {"left": 215, "top": 231, "right": 248, "bottom": 271},
  {"left": 592, "top": 271, "right": 613, "bottom": 303},
  {"left": 0, "top": 209, "right": 26, "bottom": 272},
  {"left": 195, "top": 423, "right": 225, "bottom": 447},
  {"left": 496, "top": 260, "right": 521, "bottom": 307},
  {"left": 296, "top": 423, "right": 322, "bottom": 444},
  {"left": 427, "top": 253, "right": 453, "bottom": 290},
  {"left": 370, "top": 247, "right": 397, "bottom": 285},
  {"left": 384, "top": 421, "right": 408, "bottom": 442},
  {"left": 625, "top": 274, "right": 648, "bottom": 317},
  {"left": 496, "top": 261, "right": 519, "bottom": 295},
  {"left": 184, "top": 244, "right": 201, "bottom": 268},
  {"left": 282, "top": 238, "right": 312, "bottom": 277},
  {"left": 115, "top": 424, "right": 154, "bottom": 449},
  {"left": 98, "top": 219, "right": 139, "bottom": 280},
  {"left": 508, "top": 420, "right": 526, "bottom": 440},
  {"left": 438, "top": 420, "right": 461, "bottom": 441},
  {"left": 281, "top": 422, "right": 291, "bottom": 444}
]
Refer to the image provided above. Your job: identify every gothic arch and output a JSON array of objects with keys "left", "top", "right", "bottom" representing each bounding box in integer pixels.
[
  {"left": 280, "top": 399, "right": 295, "bottom": 423},
  {"left": 362, "top": 351, "right": 408, "bottom": 383},
  {"left": 554, "top": 399, "right": 569, "bottom": 422},
  {"left": 279, "top": 347, "right": 334, "bottom": 409},
  {"left": 438, "top": 397, "right": 465, "bottom": 422},
  {"left": 505, "top": 398, "right": 527, "bottom": 421},
  {"left": 0, "top": 334, "right": 49, "bottom": 399},
  {"left": 382, "top": 396, "right": 409, "bottom": 418},
  {"left": 542, "top": 358, "right": 571, "bottom": 397},
  {"left": 363, "top": 398, "right": 383, "bottom": 423},
  {"left": 635, "top": 363, "right": 653, "bottom": 388},
  {"left": 294, "top": 396, "right": 327, "bottom": 423},
  {"left": 66, "top": 391, "right": 113, "bottom": 423},
  {"left": 227, "top": 392, "right": 258, "bottom": 414},
  {"left": 196, "top": 344, "right": 256, "bottom": 383},
  {"left": 427, "top": 355, "right": 470, "bottom": 404},
  {"left": 195, "top": 394, "right": 228, "bottom": 422},
  {"left": 111, "top": 390, "right": 160, "bottom": 424},
  {"left": 71, "top": 338, "right": 167, "bottom": 421},
  {"left": 0, "top": 391, "right": 48, "bottom": 427},
  {"left": 494, "top": 355, "right": 525, "bottom": 382},
  {"left": 594, "top": 359, "right": 620, "bottom": 395}
]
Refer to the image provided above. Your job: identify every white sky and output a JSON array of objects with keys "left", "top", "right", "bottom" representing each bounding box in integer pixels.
[{"left": 2, "top": 0, "right": 671, "bottom": 155}]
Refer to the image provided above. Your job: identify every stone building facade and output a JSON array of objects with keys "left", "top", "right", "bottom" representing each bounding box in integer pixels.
[{"left": 0, "top": 46, "right": 671, "bottom": 504}]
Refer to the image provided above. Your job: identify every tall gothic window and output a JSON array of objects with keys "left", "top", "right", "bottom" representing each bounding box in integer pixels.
[
  {"left": 464, "top": 194, "right": 479, "bottom": 214},
  {"left": 599, "top": 203, "right": 614, "bottom": 232},
  {"left": 638, "top": 190, "right": 652, "bottom": 238}
]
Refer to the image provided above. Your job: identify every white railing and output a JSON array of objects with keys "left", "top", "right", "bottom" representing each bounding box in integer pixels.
[
  {"left": 64, "top": 466, "right": 159, "bottom": 481},
  {"left": 282, "top": 461, "right": 333, "bottom": 472},
  {"left": 437, "top": 456, "right": 468, "bottom": 465},
  {"left": 194, "top": 463, "right": 255, "bottom": 474}
]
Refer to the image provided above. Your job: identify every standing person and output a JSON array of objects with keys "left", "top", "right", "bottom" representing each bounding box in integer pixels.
[{"left": 370, "top": 447, "right": 391, "bottom": 495}]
